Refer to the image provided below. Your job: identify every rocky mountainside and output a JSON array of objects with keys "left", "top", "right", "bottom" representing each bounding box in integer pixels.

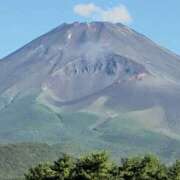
[{"left": 0, "top": 22, "right": 180, "bottom": 160}]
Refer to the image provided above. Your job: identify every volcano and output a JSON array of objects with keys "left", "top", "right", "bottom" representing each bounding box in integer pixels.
[{"left": 1, "top": 22, "right": 180, "bottom": 160}]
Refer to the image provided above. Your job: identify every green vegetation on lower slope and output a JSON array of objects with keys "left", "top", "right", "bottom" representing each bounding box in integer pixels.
[
  {"left": 1, "top": 95, "right": 180, "bottom": 159},
  {"left": 0, "top": 143, "right": 63, "bottom": 180},
  {"left": 0, "top": 95, "right": 64, "bottom": 143},
  {"left": 97, "top": 116, "right": 180, "bottom": 161},
  {"left": 1, "top": 95, "right": 180, "bottom": 179}
]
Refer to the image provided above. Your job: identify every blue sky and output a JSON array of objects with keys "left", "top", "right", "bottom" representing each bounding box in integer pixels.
[{"left": 0, "top": 0, "right": 180, "bottom": 58}]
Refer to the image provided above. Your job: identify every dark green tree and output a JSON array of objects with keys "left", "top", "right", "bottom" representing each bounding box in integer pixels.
[
  {"left": 71, "top": 152, "right": 114, "bottom": 180},
  {"left": 119, "top": 154, "right": 168, "bottom": 180},
  {"left": 25, "top": 163, "right": 55, "bottom": 180},
  {"left": 51, "top": 154, "right": 75, "bottom": 180},
  {"left": 168, "top": 160, "right": 180, "bottom": 180}
]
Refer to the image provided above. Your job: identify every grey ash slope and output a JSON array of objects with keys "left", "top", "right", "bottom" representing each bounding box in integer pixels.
[{"left": 0, "top": 22, "right": 180, "bottom": 159}]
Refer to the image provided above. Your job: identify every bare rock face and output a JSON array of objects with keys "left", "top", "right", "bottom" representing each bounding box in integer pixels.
[
  {"left": 0, "top": 22, "right": 180, "bottom": 159},
  {"left": 44, "top": 53, "right": 148, "bottom": 102}
]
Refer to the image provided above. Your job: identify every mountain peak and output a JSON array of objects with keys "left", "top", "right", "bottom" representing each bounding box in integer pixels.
[
  {"left": 2, "top": 21, "right": 180, "bottom": 84},
  {"left": 64, "top": 21, "right": 133, "bottom": 32},
  {"left": 3, "top": 21, "right": 137, "bottom": 61}
]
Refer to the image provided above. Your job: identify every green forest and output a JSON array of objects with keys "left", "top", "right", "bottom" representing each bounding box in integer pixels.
[{"left": 25, "top": 152, "right": 180, "bottom": 180}]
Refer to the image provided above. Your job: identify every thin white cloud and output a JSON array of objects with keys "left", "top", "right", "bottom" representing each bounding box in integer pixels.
[
  {"left": 74, "top": 3, "right": 99, "bottom": 17},
  {"left": 73, "top": 3, "right": 132, "bottom": 23},
  {"left": 101, "top": 5, "right": 132, "bottom": 23}
]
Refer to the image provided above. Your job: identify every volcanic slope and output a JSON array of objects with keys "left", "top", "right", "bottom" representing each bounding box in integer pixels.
[{"left": 1, "top": 22, "right": 180, "bottom": 160}]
